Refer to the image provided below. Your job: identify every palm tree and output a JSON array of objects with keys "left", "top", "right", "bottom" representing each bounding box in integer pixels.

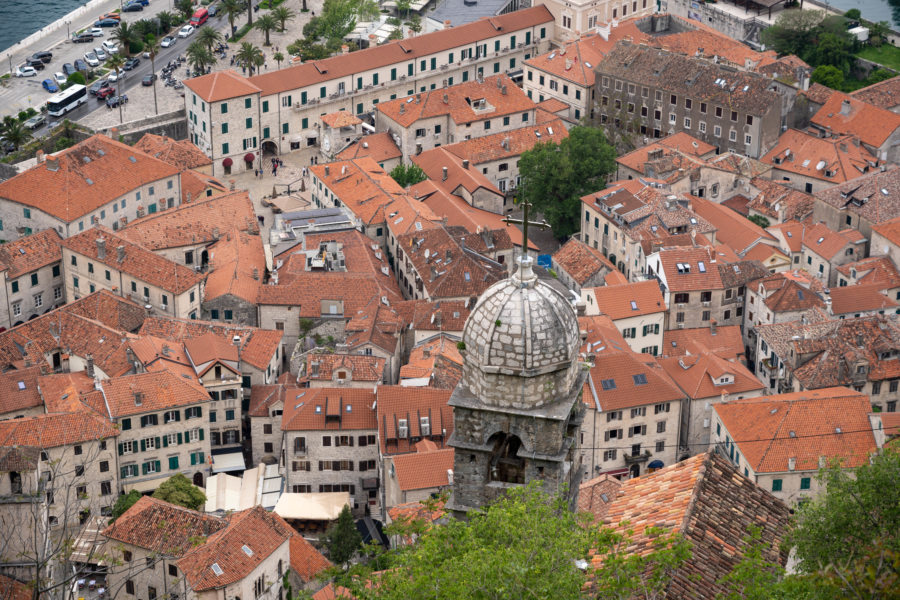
[
  {"left": 175, "top": 0, "right": 194, "bottom": 22},
  {"left": 112, "top": 22, "right": 139, "bottom": 58},
  {"left": 253, "top": 13, "right": 277, "bottom": 46},
  {"left": 246, "top": 0, "right": 254, "bottom": 28},
  {"left": 273, "top": 51, "right": 284, "bottom": 69},
  {"left": 271, "top": 5, "right": 295, "bottom": 32},
  {"left": 197, "top": 25, "right": 223, "bottom": 53},
  {"left": 236, "top": 41, "right": 263, "bottom": 75},
  {"left": 144, "top": 33, "right": 160, "bottom": 116},
  {"left": 156, "top": 10, "right": 177, "bottom": 32},
  {"left": 1, "top": 119, "right": 32, "bottom": 151},
  {"left": 106, "top": 54, "right": 126, "bottom": 124},
  {"left": 186, "top": 40, "right": 214, "bottom": 75},
  {"left": 221, "top": 0, "right": 243, "bottom": 39}
]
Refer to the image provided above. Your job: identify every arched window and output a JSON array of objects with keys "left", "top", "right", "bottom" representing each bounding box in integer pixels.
[{"left": 487, "top": 432, "right": 525, "bottom": 484}]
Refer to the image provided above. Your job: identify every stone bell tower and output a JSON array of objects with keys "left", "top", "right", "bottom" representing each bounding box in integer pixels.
[{"left": 446, "top": 255, "right": 586, "bottom": 516}]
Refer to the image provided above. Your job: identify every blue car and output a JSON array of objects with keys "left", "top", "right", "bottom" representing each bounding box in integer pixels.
[
  {"left": 41, "top": 78, "right": 59, "bottom": 93},
  {"left": 94, "top": 18, "right": 119, "bottom": 27}
]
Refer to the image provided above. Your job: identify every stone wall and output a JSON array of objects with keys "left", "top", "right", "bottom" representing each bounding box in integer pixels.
[{"left": 95, "top": 108, "right": 188, "bottom": 145}]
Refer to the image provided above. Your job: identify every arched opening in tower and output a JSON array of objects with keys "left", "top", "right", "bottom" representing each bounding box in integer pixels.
[{"left": 487, "top": 432, "right": 526, "bottom": 484}]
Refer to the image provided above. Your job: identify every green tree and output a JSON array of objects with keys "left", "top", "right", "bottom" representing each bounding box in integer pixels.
[
  {"left": 221, "top": 0, "right": 244, "bottom": 38},
  {"left": 152, "top": 473, "right": 207, "bottom": 510},
  {"left": 144, "top": 32, "right": 160, "bottom": 116},
  {"left": 273, "top": 51, "right": 284, "bottom": 69},
  {"left": 272, "top": 5, "right": 296, "bottom": 31},
  {"left": 870, "top": 21, "right": 891, "bottom": 47},
  {"left": 810, "top": 64, "right": 845, "bottom": 90},
  {"left": 518, "top": 126, "right": 616, "bottom": 238},
  {"left": 175, "top": 0, "right": 195, "bottom": 21},
  {"left": 812, "top": 32, "right": 853, "bottom": 74},
  {"left": 197, "top": 24, "right": 224, "bottom": 52},
  {"left": 844, "top": 8, "right": 861, "bottom": 20},
  {"left": 254, "top": 12, "right": 278, "bottom": 46},
  {"left": 786, "top": 446, "right": 900, "bottom": 597},
  {"left": 1, "top": 119, "right": 32, "bottom": 151},
  {"left": 389, "top": 163, "right": 427, "bottom": 187},
  {"left": 66, "top": 71, "right": 86, "bottom": 86},
  {"left": 106, "top": 53, "right": 126, "bottom": 124},
  {"left": 110, "top": 490, "right": 142, "bottom": 522},
  {"left": 324, "top": 505, "right": 362, "bottom": 565},
  {"left": 246, "top": 0, "right": 254, "bottom": 28},
  {"left": 748, "top": 214, "right": 770, "bottom": 229},
  {"left": 112, "top": 21, "right": 140, "bottom": 58},
  {"left": 156, "top": 10, "right": 178, "bottom": 32},
  {"left": 405, "top": 13, "right": 422, "bottom": 34},
  {"left": 186, "top": 39, "right": 215, "bottom": 75},
  {"left": 236, "top": 41, "right": 264, "bottom": 74},
  {"left": 760, "top": 9, "right": 826, "bottom": 57}
]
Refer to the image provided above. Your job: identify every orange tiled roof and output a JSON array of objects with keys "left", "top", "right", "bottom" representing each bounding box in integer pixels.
[
  {"left": 309, "top": 157, "right": 407, "bottom": 226},
  {"left": 552, "top": 238, "right": 614, "bottom": 286},
  {"left": 0, "top": 229, "right": 62, "bottom": 279},
  {"left": 851, "top": 75, "right": 900, "bottom": 110},
  {"left": 336, "top": 132, "right": 402, "bottom": 164},
  {"left": 321, "top": 110, "right": 362, "bottom": 128},
  {"left": 258, "top": 271, "right": 403, "bottom": 319},
  {"left": 103, "top": 495, "right": 226, "bottom": 554},
  {"left": 801, "top": 221, "right": 865, "bottom": 261},
  {"left": 394, "top": 299, "right": 470, "bottom": 333},
  {"left": 0, "top": 365, "right": 44, "bottom": 416},
  {"left": 691, "top": 195, "right": 775, "bottom": 256},
  {"left": 377, "top": 74, "right": 534, "bottom": 128},
  {"left": 0, "top": 411, "right": 119, "bottom": 449},
  {"left": 39, "top": 371, "right": 102, "bottom": 414},
  {"left": 657, "top": 246, "right": 724, "bottom": 292},
  {"left": 99, "top": 371, "right": 208, "bottom": 418},
  {"left": 248, "top": 383, "right": 288, "bottom": 418},
  {"left": 118, "top": 191, "right": 258, "bottom": 251},
  {"left": 760, "top": 129, "right": 878, "bottom": 184},
  {"left": 536, "top": 98, "right": 569, "bottom": 114},
  {"left": 134, "top": 133, "right": 212, "bottom": 171},
  {"left": 0, "top": 575, "right": 31, "bottom": 600},
  {"left": 203, "top": 230, "right": 265, "bottom": 304},
  {"left": 377, "top": 385, "right": 453, "bottom": 455},
  {"left": 137, "top": 316, "right": 282, "bottom": 371},
  {"left": 747, "top": 178, "right": 814, "bottom": 222},
  {"left": 183, "top": 68, "right": 261, "bottom": 102},
  {"left": 584, "top": 351, "right": 684, "bottom": 411},
  {"left": 177, "top": 506, "right": 293, "bottom": 591},
  {"left": 284, "top": 515, "right": 332, "bottom": 581},
  {"left": 399, "top": 334, "right": 463, "bottom": 390},
  {"left": 714, "top": 388, "right": 878, "bottom": 473},
  {"left": 244, "top": 6, "right": 554, "bottom": 98},
  {"left": 444, "top": 118, "right": 568, "bottom": 165},
  {"left": 873, "top": 213, "right": 900, "bottom": 246},
  {"left": 815, "top": 165, "right": 900, "bottom": 227},
  {"left": 659, "top": 351, "right": 763, "bottom": 400},
  {"left": 661, "top": 325, "right": 745, "bottom": 361},
  {"left": 829, "top": 283, "right": 899, "bottom": 315},
  {"left": 281, "top": 387, "right": 377, "bottom": 431},
  {"left": 803, "top": 82, "right": 837, "bottom": 105},
  {"left": 0, "top": 135, "right": 180, "bottom": 223},
  {"left": 836, "top": 255, "right": 900, "bottom": 289},
  {"left": 179, "top": 168, "right": 227, "bottom": 204},
  {"left": 882, "top": 412, "right": 900, "bottom": 438},
  {"left": 616, "top": 132, "right": 715, "bottom": 175},
  {"left": 412, "top": 146, "right": 502, "bottom": 198},
  {"left": 811, "top": 92, "right": 900, "bottom": 149},
  {"left": 589, "top": 280, "right": 666, "bottom": 320},
  {"left": 650, "top": 27, "right": 778, "bottom": 72},
  {"left": 183, "top": 331, "right": 239, "bottom": 366},
  {"left": 61, "top": 289, "right": 148, "bottom": 332},
  {"left": 755, "top": 271, "right": 826, "bottom": 314},
  {"left": 304, "top": 353, "right": 385, "bottom": 383},
  {"left": 62, "top": 226, "right": 205, "bottom": 294},
  {"left": 392, "top": 447, "right": 454, "bottom": 491}
]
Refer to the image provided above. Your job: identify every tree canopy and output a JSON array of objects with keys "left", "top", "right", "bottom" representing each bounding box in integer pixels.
[
  {"left": 111, "top": 490, "right": 142, "bottom": 522},
  {"left": 517, "top": 126, "right": 616, "bottom": 238},
  {"left": 151, "top": 473, "right": 207, "bottom": 510},
  {"left": 389, "top": 163, "right": 426, "bottom": 188},
  {"left": 324, "top": 504, "right": 362, "bottom": 565}
]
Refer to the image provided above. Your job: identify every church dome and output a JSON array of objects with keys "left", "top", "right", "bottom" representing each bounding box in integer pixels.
[{"left": 460, "top": 256, "right": 582, "bottom": 409}]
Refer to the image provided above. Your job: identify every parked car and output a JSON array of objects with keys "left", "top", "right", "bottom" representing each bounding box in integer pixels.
[
  {"left": 124, "top": 57, "right": 140, "bottom": 70},
  {"left": 122, "top": 3, "right": 143, "bottom": 12},
  {"left": 24, "top": 115, "right": 45, "bottom": 130},
  {"left": 208, "top": 4, "right": 218, "bottom": 16},
  {"left": 72, "top": 32, "right": 94, "bottom": 43},
  {"left": 41, "top": 78, "right": 59, "bottom": 92},
  {"left": 177, "top": 25, "right": 195, "bottom": 38},
  {"left": 31, "top": 51, "right": 52, "bottom": 63},
  {"left": 97, "top": 86, "right": 116, "bottom": 100},
  {"left": 15, "top": 66, "right": 36, "bottom": 77},
  {"left": 90, "top": 79, "right": 110, "bottom": 95},
  {"left": 101, "top": 40, "right": 118, "bottom": 54},
  {"left": 99, "top": 12, "right": 120, "bottom": 21},
  {"left": 25, "top": 58, "right": 45, "bottom": 70},
  {"left": 160, "top": 36, "right": 176, "bottom": 48},
  {"left": 94, "top": 47, "right": 107, "bottom": 60},
  {"left": 130, "top": 0, "right": 150, "bottom": 5},
  {"left": 108, "top": 68, "right": 125, "bottom": 82},
  {"left": 94, "top": 18, "right": 119, "bottom": 27},
  {"left": 53, "top": 72, "right": 67, "bottom": 86},
  {"left": 141, "top": 73, "right": 157, "bottom": 86},
  {"left": 62, "top": 63, "right": 76, "bottom": 76},
  {"left": 74, "top": 59, "right": 88, "bottom": 72},
  {"left": 84, "top": 52, "right": 100, "bottom": 67},
  {"left": 106, "top": 94, "right": 128, "bottom": 108},
  {"left": 90, "top": 27, "right": 104, "bottom": 37}
]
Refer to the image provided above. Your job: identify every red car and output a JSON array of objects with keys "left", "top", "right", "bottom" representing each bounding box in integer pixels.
[
  {"left": 98, "top": 12, "right": 120, "bottom": 21},
  {"left": 96, "top": 86, "right": 116, "bottom": 100}
]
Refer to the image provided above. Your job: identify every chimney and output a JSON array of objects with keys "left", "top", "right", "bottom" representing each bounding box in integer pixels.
[
  {"left": 400, "top": 103, "right": 405, "bottom": 114},
  {"left": 341, "top": 44, "right": 349, "bottom": 54},
  {"left": 212, "top": 227, "right": 220, "bottom": 240},
  {"left": 324, "top": 165, "right": 330, "bottom": 176},
  {"left": 501, "top": 85, "right": 507, "bottom": 95},
  {"left": 86, "top": 354, "right": 95, "bottom": 378},
  {"left": 445, "top": 249, "right": 452, "bottom": 261},
  {"left": 444, "top": 19, "right": 451, "bottom": 27},
  {"left": 442, "top": 93, "right": 449, "bottom": 104},
  {"left": 35, "top": 150, "right": 44, "bottom": 164},
  {"left": 45, "top": 157, "right": 59, "bottom": 172},
  {"left": 109, "top": 127, "right": 119, "bottom": 140},
  {"left": 710, "top": 319, "right": 717, "bottom": 336},
  {"left": 442, "top": 166, "right": 448, "bottom": 181},
  {"left": 116, "top": 245, "right": 125, "bottom": 263},
  {"left": 840, "top": 99, "right": 852, "bottom": 116},
  {"left": 462, "top": 159, "right": 469, "bottom": 170},
  {"left": 430, "top": 265, "right": 438, "bottom": 281},
  {"left": 252, "top": 267, "right": 259, "bottom": 280},
  {"left": 415, "top": 94, "right": 421, "bottom": 104},
  {"left": 96, "top": 236, "right": 106, "bottom": 260},
  {"left": 496, "top": 77, "right": 502, "bottom": 88},
  {"left": 460, "top": 237, "right": 465, "bottom": 250}
]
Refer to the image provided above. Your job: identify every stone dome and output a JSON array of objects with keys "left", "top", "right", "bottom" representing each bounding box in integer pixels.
[{"left": 460, "top": 256, "right": 582, "bottom": 409}]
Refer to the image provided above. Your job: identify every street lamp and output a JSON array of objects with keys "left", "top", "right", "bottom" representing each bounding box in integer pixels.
[{"left": 66, "top": 21, "right": 70, "bottom": 39}]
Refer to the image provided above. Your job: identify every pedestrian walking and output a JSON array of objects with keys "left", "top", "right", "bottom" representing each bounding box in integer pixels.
[{"left": 254, "top": 168, "right": 258, "bottom": 178}]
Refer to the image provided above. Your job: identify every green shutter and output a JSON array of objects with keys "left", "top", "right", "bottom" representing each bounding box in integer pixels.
[
  {"left": 142, "top": 463, "right": 148, "bottom": 475},
  {"left": 121, "top": 466, "right": 127, "bottom": 478},
  {"left": 199, "top": 429, "right": 205, "bottom": 441},
  {"left": 163, "top": 436, "right": 168, "bottom": 448},
  {"left": 169, "top": 456, "right": 178, "bottom": 470},
  {"left": 197, "top": 407, "right": 202, "bottom": 417},
  {"left": 155, "top": 437, "right": 161, "bottom": 449},
  {"left": 140, "top": 439, "right": 146, "bottom": 452},
  {"left": 121, "top": 418, "right": 131, "bottom": 430},
  {"left": 178, "top": 432, "right": 183, "bottom": 445},
  {"left": 190, "top": 453, "right": 196, "bottom": 466},
  {"left": 198, "top": 453, "right": 204, "bottom": 464},
  {"left": 118, "top": 443, "right": 124, "bottom": 456},
  {"left": 155, "top": 460, "right": 161, "bottom": 473}
]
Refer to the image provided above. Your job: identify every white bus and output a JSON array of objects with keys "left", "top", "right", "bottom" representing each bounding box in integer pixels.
[{"left": 47, "top": 84, "right": 87, "bottom": 117}]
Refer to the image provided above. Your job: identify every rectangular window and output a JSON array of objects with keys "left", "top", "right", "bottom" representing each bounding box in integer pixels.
[
  {"left": 772, "top": 479, "right": 783, "bottom": 492},
  {"left": 245, "top": 98, "right": 251, "bottom": 109},
  {"left": 800, "top": 477, "right": 811, "bottom": 490},
  {"left": 245, "top": 117, "right": 252, "bottom": 129}
]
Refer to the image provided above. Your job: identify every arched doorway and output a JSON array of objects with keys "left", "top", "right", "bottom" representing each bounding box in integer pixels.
[
  {"left": 200, "top": 249, "right": 209, "bottom": 269},
  {"left": 487, "top": 432, "right": 525, "bottom": 484},
  {"left": 262, "top": 140, "right": 278, "bottom": 156},
  {"left": 193, "top": 472, "right": 203, "bottom": 487},
  {"left": 629, "top": 464, "right": 640, "bottom": 479}
]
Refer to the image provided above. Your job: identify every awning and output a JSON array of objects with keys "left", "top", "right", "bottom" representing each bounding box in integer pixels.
[
  {"left": 123, "top": 474, "right": 171, "bottom": 493},
  {"left": 598, "top": 467, "right": 630, "bottom": 478},
  {"left": 222, "top": 157, "right": 233, "bottom": 167},
  {"left": 274, "top": 492, "right": 349, "bottom": 521},
  {"left": 243, "top": 152, "right": 255, "bottom": 163},
  {"left": 211, "top": 451, "right": 246, "bottom": 473},
  {"left": 648, "top": 460, "right": 665, "bottom": 469}
]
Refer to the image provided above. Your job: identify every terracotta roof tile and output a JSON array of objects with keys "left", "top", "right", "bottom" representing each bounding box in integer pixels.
[
  {"left": 0, "top": 135, "right": 180, "bottom": 223},
  {"left": 0, "top": 446, "right": 40, "bottom": 472},
  {"left": 747, "top": 178, "right": 814, "bottom": 222},
  {"left": 281, "top": 387, "right": 377, "bottom": 431},
  {"left": 376, "top": 386, "right": 453, "bottom": 455},
  {"left": 760, "top": 129, "right": 878, "bottom": 184},
  {"left": 61, "top": 289, "right": 148, "bottom": 332},
  {"left": 0, "top": 229, "right": 63, "bottom": 279},
  {"left": 412, "top": 146, "right": 502, "bottom": 198},
  {"left": 377, "top": 74, "right": 534, "bottom": 128},
  {"left": 552, "top": 239, "right": 615, "bottom": 286},
  {"left": 134, "top": 134, "right": 212, "bottom": 171},
  {"left": 336, "top": 132, "right": 402, "bottom": 164},
  {"left": 38, "top": 371, "right": 98, "bottom": 414},
  {"left": 882, "top": 412, "right": 900, "bottom": 438},
  {"left": 691, "top": 195, "right": 775, "bottom": 256},
  {"left": 321, "top": 110, "right": 362, "bottom": 128},
  {"left": 399, "top": 334, "right": 463, "bottom": 389},
  {"left": 303, "top": 353, "right": 385, "bottom": 383},
  {"left": 801, "top": 221, "right": 865, "bottom": 260},
  {"left": 248, "top": 383, "right": 286, "bottom": 418},
  {"left": 0, "top": 411, "right": 119, "bottom": 449},
  {"left": 0, "top": 574, "right": 32, "bottom": 600},
  {"left": 812, "top": 92, "right": 900, "bottom": 149},
  {"left": 816, "top": 165, "right": 900, "bottom": 226},
  {"left": 584, "top": 351, "right": 684, "bottom": 411},
  {"left": 659, "top": 350, "right": 763, "bottom": 400},
  {"left": 183, "top": 68, "right": 262, "bottom": 102},
  {"left": 0, "top": 365, "right": 44, "bottom": 416},
  {"left": 649, "top": 26, "right": 779, "bottom": 72},
  {"left": 803, "top": 82, "right": 837, "bottom": 105},
  {"left": 393, "top": 299, "right": 470, "bottom": 333},
  {"left": 715, "top": 388, "right": 877, "bottom": 472},
  {"left": 203, "top": 230, "right": 265, "bottom": 304},
  {"left": 178, "top": 168, "right": 228, "bottom": 204},
  {"left": 828, "top": 283, "right": 899, "bottom": 315},
  {"left": 616, "top": 132, "right": 715, "bottom": 177},
  {"left": 661, "top": 325, "right": 745, "bottom": 361},
  {"left": 657, "top": 246, "right": 724, "bottom": 292},
  {"left": 392, "top": 447, "right": 454, "bottom": 491},
  {"left": 589, "top": 280, "right": 665, "bottom": 320},
  {"left": 137, "top": 316, "right": 282, "bottom": 371},
  {"left": 851, "top": 75, "right": 900, "bottom": 110},
  {"left": 444, "top": 118, "right": 568, "bottom": 165},
  {"left": 63, "top": 226, "right": 204, "bottom": 294},
  {"left": 312, "top": 584, "right": 353, "bottom": 600},
  {"left": 836, "top": 255, "right": 900, "bottom": 289},
  {"left": 755, "top": 271, "right": 826, "bottom": 313},
  {"left": 535, "top": 97, "right": 569, "bottom": 114},
  {"left": 99, "top": 371, "right": 208, "bottom": 418},
  {"left": 103, "top": 495, "right": 226, "bottom": 555},
  {"left": 285, "top": 516, "right": 331, "bottom": 581}
]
